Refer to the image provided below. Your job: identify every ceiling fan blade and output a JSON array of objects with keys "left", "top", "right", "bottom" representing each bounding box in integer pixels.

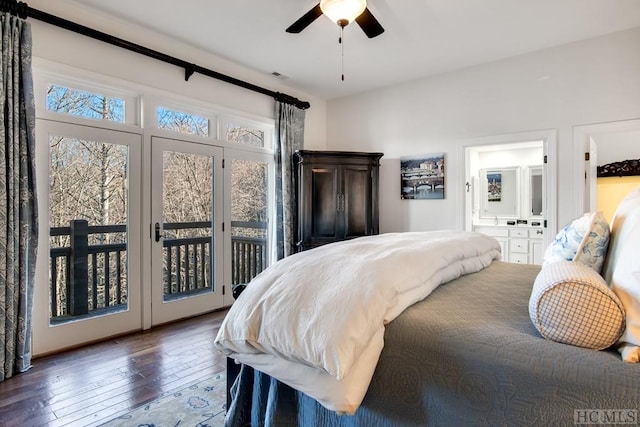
[
  {"left": 355, "top": 7, "right": 385, "bottom": 38},
  {"left": 286, "top": 4, "right": 323, "bottom": 33}
]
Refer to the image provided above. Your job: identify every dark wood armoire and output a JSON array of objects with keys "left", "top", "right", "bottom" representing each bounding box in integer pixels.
[{"left": 294, "top": 150, "right": 383, "bottom": 252}]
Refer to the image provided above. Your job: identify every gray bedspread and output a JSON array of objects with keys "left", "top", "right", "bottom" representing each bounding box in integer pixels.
[{"left": 226, "top": 261, "right": 640, "bottom": 426}]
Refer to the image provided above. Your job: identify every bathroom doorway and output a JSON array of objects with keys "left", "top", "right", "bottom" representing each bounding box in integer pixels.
[{"left": 460, "top": 129, "right": 557, "bottom": 263}]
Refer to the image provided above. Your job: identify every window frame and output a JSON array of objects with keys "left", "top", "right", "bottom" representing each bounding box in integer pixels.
[
  {"left": 153, "top": 101, "right": 216, "bottom": 139},
  {"left": 35, "top": 68, "right": 141, "bottom": 128},
  {"left": 219, "top": 114, "right": 274, "bottom": 151}
]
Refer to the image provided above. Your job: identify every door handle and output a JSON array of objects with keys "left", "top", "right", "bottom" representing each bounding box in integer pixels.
[
  {"left": 336, "top": 193, "right": 345, "bottom": 212},
  {"left": 155, "top": 222, "right": 162, "bottom": 242}
]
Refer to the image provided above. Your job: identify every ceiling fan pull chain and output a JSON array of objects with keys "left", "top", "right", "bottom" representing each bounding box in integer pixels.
[{"left": 340, "top": 26, "right": 345, "bottom": 81}]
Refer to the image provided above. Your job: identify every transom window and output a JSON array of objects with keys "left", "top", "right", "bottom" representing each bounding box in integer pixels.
[
  {"left": 221, "top": 116, "right": 273, "bottom": 149},
  {"left": 226, "top": 123, "right": 265, "bottom": 148},
  {"left": 46, "top": 84, "right": 125, "bottom": 123},
  {"left": 157, "top": 106, "right": 209, "bottom": 137}
]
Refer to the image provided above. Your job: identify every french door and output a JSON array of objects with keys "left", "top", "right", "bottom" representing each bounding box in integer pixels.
[
  {"left": 149, "top": 140, "right": 273, "bottom": 324},
  {"left": 150, "top": 137, "right": 225, "bottom": 324},
  {"left": 34, "top": 120, "right": 143, "bottom": 355},
  {"left": 223, "top": 147, "right": 273, "bottom": 306},
  {"left": 33, "top": 129, "right": 272, "bottom": 353}
]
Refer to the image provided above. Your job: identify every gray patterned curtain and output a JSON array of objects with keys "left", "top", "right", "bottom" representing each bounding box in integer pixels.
[
  {"left": 0, "top": 12, "right": 37, "bottom": 382},
  {"left": 274, "top": 101, "right": 305, "bottom": 260}
]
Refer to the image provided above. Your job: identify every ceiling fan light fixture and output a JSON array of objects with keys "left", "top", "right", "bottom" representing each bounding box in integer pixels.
[{"left": 320, "top": 0, "right": 367, "bottom": 26}]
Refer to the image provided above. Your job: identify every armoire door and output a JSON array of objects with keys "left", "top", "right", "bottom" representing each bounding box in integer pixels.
[
  {"left": 303, "top": 165, "right": 341, "bottom": 245},
  {"left": 342, "top": 165, "right": 373, "bottom": 238}
]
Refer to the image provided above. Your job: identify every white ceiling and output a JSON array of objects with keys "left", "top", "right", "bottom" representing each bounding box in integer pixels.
[{"left": 72, "top": 0, "right": 640, "bottom": 100}]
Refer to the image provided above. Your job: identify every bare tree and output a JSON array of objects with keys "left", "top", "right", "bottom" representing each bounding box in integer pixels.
[{"left": 47, "top": 86, "right": 270, "bottom": 315}]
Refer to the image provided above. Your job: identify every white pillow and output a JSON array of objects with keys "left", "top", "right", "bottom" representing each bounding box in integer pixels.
[
  {"left": 602, "top": 187, "right": 640, "bottom": 283},
  {"left": 601, "top": 187, "right": 640, "bottom": 362},
  {"left": 543, "top": 211, "right": 610, "bottom": 273},
  {"left": 529, "top": 261, "right": 625, "bottom": 350}
]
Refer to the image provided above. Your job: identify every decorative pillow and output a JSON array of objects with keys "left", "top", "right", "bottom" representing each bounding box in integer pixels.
[
  {"left": 543, "top": 211, "right": 609, "bottom": 273},
  {"left": 529, "top": 261, "right": 625, "bottom": 350},
  {"left": 600, "top": 187, "right": 640, "bottom": 362}
]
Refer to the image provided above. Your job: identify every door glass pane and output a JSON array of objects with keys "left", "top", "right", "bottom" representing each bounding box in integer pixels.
[
  {"left": 162, "top": 150, "right": 214, "bottom": 300},
  {"left": 49, "top": 136, "right": 129, "bottom": 324},
  {"left": 231, "top": 159, "right": 268, "bottom": 285}
]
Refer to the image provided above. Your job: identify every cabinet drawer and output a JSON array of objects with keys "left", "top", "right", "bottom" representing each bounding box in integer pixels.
[
  {"left": 510, "top": 238, "right": 529, "bottom": 253},
  {"left": 509, "top": 228, "right": 528, "bottom": 238},
  {"left": 510, "top": 253, "right": 529, "bottom": 264},
  {"left": 529, "top": 228, "right": 544, "bottom": 239}
]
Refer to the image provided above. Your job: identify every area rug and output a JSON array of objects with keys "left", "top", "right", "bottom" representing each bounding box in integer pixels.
[{"left": 102, "top": 371, "right": 226, "bottom": 427}]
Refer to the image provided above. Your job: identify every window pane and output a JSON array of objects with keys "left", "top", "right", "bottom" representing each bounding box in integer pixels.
[
  {"left": 46, "top": 84, "right": 125, "bottom": 123},
  {"left": 162, "top": 150, "right": 214, "bottom": 300},
  {"left": 157, "top": 107, "right": 209, "bottom": 137},
  {"left": 231, "top": 159, "right": 268, "bottom": 284},
  {"left": 226, "top": 124, "right": 264, "bottom": 148},
  {"left": 49, "top": 136, "right": 129, "bottom": 323}
]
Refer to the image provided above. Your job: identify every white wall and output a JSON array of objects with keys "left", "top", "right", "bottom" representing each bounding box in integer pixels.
[
  {"left": 326, "top": 27, "right": 640, "bottom": 233},
  {"left": 476, "top": 147, "right": 543, "bottom": 171},
  {"left": 27, "top": 0, "right": 327, "bottom": 149},
  {"left": 592, "top": 131, "right": 640, "bottom": 165}
]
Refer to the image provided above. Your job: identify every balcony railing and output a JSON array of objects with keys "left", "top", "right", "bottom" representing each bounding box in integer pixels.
[
  {"left": 49, "top": 219, "right": 267, "bottom": 322},
  {"left": 230, "top": 220, "right": 267, "bottom": 285},
  {"left": 163, "top": 221, "right": 213, "bottom": 300}
]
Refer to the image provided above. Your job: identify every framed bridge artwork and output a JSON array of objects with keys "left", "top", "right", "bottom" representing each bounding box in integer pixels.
[
  {"left": 486, "top": 171, "right": 502, "bottom": 202},
  {"left": 400, "top": 153, "right": 445, "bottom": 199}
]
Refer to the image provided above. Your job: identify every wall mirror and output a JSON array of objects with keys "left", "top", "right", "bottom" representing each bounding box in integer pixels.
[
  {"left": 480, "top": 167, "right": 520, "bottom": 218},
  {"left": 528, "top": 165, "right": 543, "bottom": 218}
]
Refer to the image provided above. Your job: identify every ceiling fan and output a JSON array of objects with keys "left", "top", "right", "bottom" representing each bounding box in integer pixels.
[{"left": 286, "top": 0, "right": 385, "bottom": 38}]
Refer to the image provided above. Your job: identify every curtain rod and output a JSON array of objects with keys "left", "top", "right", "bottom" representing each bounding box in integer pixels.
[{"left": 0, "top": 0, "right": 311, "bottom": 110}]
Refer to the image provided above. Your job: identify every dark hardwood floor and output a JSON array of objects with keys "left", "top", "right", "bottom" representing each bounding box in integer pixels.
[{"left": 0, "top": 309, "right": 229, "bottom": 427}]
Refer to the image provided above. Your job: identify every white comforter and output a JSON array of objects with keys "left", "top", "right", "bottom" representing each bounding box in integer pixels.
[{"left": 215, "top": 231, "right": 501, "bottom": 413}]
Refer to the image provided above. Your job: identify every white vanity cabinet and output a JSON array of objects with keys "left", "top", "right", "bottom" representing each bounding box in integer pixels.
[
  {"left": 474, "top": 225, "right": 544, "bottom": 265},
  {"left": 529, "top": 228, "right": 545, "bottom": 264}
]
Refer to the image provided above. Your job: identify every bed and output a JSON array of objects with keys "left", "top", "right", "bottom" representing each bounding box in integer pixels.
[{"left": 215, "top": 190, "right": 640, "bottom": 426}]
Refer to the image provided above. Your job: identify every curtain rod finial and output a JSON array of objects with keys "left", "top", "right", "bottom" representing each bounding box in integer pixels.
[{"left": 275, "top": 92, "right": 310, "bottom": 110}]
